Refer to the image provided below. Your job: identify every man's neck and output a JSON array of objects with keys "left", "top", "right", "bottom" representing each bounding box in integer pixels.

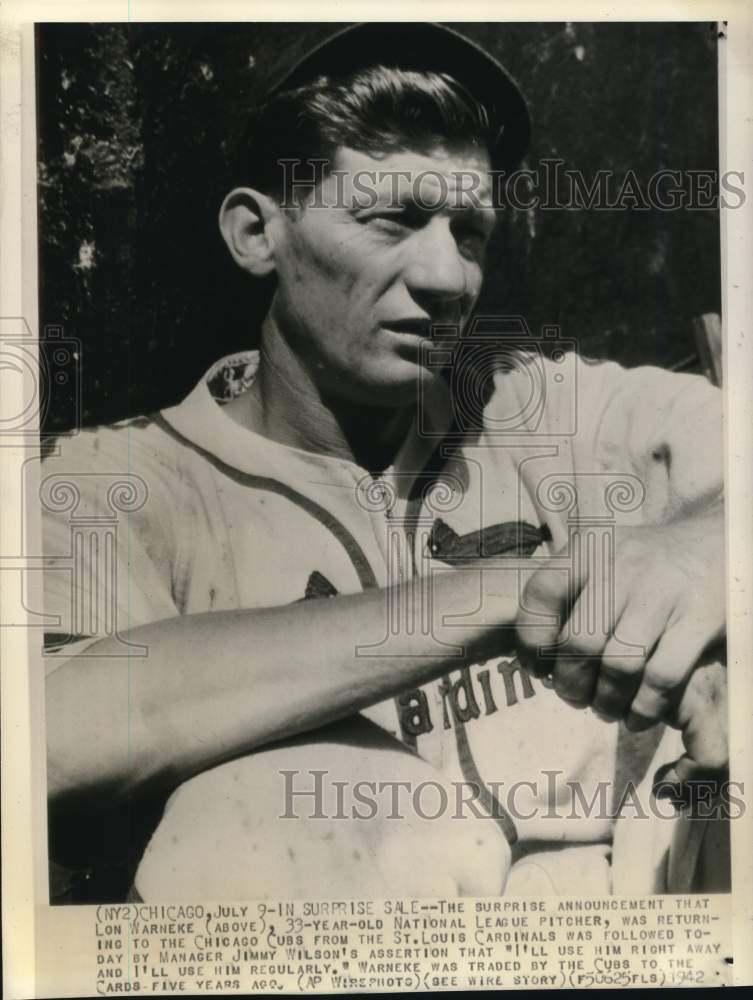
[{"left": 224, "top": 317, "right": 415, "bottom": 474}]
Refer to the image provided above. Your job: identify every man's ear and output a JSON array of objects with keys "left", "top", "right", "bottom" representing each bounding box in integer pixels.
[{"left": 219, "top": 187, "right": 279, "bottom": 277}]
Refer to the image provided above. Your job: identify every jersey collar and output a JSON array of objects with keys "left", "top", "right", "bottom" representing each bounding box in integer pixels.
[{"left": 160, "top": 350, "right": 455, "bottom": 487}]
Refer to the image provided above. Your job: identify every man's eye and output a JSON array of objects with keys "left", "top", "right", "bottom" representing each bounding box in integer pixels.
[
  {"left": 361, "top": 210, "right": 421, "bottom": 231},
  {"left": 372, "top": 213, "right": 405, "bottom": 227}
]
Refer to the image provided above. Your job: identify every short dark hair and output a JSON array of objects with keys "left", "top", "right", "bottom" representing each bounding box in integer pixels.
[{"left": 235, "top": 65, "right": 494, "bottom": 202}]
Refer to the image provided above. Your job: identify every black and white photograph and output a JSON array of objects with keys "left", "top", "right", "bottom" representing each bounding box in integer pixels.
[
  {"left": 37, "top": 17, "right": 731, "bottom": 902},
  {"left": 3, "top": 5, "right": 753, "bottom": 996}
]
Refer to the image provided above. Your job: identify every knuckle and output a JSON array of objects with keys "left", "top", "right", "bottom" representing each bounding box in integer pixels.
[
  {"left": 556, "top": 653, "right": 590, "bottom": 673},
  {"left": 554, "top": 660, "right": 597, "bottom": 702},
  {"left": 630, "top": 704, "right": 663, "bottom": 728},
  {"left": 643, "top": 667, "right": 681, "bottom": 697},
  {"left": 592, "top": 696, "right": 622, "bottom": 719},
  {"left": 593, "top": 693, "right": 623, "bottom": 717},
  {"left": 600, "top": 651, "right": 645, "bottom": 678},
  {"left": 593, "top": 675, "right": 629, "bottom": 711},
  {"left": 630, "top": 684, "right": 668, "bottom": 718},
  {"left": 561, "top": 629, "right": 604, "bottom": 657},
  {"left": 515, "top": 623, "right": 557, "bottom": 652},
  {"left": 593, "top": 703, "right": 623, "bottom": 722}
]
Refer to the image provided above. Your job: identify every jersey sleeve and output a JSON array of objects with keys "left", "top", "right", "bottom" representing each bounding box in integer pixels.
[
  {"left": 487, "top": 351, "right": 723, "bottom": 524},
  {"left": 41, "top": 420, "right": 186, "bottom": 672},
  {"left": 573, "top": 357, "right": 723, "bottom": 522}
]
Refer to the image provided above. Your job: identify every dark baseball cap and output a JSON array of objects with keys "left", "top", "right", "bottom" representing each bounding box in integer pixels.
[{"left": 266, "top": 22, "right": 531, "bottom": 172}]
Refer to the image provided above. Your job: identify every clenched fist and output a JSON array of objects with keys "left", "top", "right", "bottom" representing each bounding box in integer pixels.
[{"left": 516, "top": 507, "right": 727, "bottom": 776}]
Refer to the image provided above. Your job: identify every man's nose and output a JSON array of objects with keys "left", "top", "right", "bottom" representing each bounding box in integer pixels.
[{"left": 403, "top": 219, "right": 470, "bottom": 309}]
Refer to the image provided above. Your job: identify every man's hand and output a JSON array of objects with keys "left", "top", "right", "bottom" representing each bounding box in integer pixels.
[
  {"left": 515, "top": 509, "right": 726, "bottom": 738},
  {"left": 659, "top": 644, "right": 728, "bottom": 787}
]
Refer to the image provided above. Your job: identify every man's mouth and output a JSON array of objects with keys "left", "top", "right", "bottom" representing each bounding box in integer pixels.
[
  {"left": 384, "top": 318, "right": 460, "bottom": 340},
  {"left": 385, "top": 318, "right": 432, "bottom": 338}
]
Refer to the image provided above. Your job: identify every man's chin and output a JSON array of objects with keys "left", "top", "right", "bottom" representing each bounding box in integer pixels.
[{"left": 355, "top": 357, "right": 447, "bottom": 407}]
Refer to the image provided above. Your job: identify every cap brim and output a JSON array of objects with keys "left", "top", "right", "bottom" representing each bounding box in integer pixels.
[{"left": 268, "top": 22, "right": 530, "bottom": 172}]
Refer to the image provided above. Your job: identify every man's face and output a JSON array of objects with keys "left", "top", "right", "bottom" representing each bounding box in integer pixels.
[{"left": 267, "top": 144, "right": 495, "bottom": 406}]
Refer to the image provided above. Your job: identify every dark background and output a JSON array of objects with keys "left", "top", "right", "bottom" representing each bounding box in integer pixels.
[{"left": 36, "top": 21, "right": 722, "bottom": 433}]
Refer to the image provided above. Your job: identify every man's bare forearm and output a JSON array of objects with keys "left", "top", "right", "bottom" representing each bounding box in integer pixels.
[{"left": 47, "top": 567, "right": 520, "bottom": 808}]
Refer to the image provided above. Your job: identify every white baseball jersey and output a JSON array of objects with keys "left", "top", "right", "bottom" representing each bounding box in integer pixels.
[{"left": 42, "top": 349, "right": 723, "bottom": 896}]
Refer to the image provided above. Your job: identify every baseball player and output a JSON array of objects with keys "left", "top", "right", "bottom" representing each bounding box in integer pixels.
[{"left": 42, "top": 24, "right": 727, "bottom": 901}]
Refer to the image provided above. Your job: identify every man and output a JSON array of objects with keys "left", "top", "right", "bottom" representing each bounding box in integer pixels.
[{"left": 42, "top": 23, "right": 727, "bottom": 900}]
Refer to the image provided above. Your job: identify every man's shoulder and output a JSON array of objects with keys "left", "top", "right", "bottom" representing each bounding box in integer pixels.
[
  {"left": 483, "top": 350, "right": 601, "bottom": 437},
  {"left": 485, "top": 351, "right": 717, "bottom": 438},
  {"left": 38, "top": 413, "right": 201, "bottom": 521},
  {"left": 42, "top": 412, "right": 185, "bottom": 473}
]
